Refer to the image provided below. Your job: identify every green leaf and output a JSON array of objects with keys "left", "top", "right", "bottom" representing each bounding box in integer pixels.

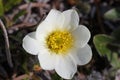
[
  {"left": 13, "top": 0, "right": 22, "bottom": 5},
  {"left": 4, "top": 0, "right": 22, "bottom": 12},
  {"left": 77, "top": 1, "right": 91, "bottom": 14},
  {"left": 22, "top": 61, "right": 29, "bottom": 74},
  {"left": 93, "top": 34, "right": 113, "bottom": 60},
  {"left": 51, "top": 73, "right": 63, "bottom": 80},
  {"left": 111, "top": 53, "right": 120, "bottom": 69},
  {"left": 104, "top": 8, "right": 120, "bottom": 20},
  {"left": 0, "top": 0, "right": 4, "bottom": 16}
]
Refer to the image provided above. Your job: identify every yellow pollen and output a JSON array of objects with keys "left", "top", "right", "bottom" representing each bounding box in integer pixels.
[{"left": 46, "top": 30, "right": 73, "bottom": 54}]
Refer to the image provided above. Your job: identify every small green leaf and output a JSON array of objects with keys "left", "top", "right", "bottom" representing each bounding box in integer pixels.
[
  {"left": 77, "top": 1, "right": 91, "bottom": 14},
  {"left": 51, "top": 73, "right": 63, "bottom": 80},
  {"left": 104, "top": 8, "right": 120, "bottom": 20},
  {"left": 22, "top": 61, "right": 29, "bottom": 74},
  {"left": 0, "top": 0, "right": 4, "bottom": 16},
  {"left": 111, "top": 53, "right": 120, "bottom": 69},
  {"left": 93, "top": 34, "right": 113, "bottom": 60}
]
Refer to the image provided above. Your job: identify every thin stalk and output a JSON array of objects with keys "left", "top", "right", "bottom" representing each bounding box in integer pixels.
[{"left": 0, "top": 19, "right": 13, "bottom": 68}]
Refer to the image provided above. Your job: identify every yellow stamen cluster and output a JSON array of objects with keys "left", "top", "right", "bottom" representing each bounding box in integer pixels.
[{"left": 46, "top": 30, "right": 73, "bottom": 54}]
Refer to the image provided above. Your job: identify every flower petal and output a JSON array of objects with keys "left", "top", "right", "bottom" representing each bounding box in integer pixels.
[
  {"left": 72, "top": 25, "right": 91, "bottom": 48},
  {"left": 60, "top": 9, "right": 79, "bottom": 31},
  {"left": 38, "top": 51, "right": 56, "bottom": 70},
  {"left": 36, "top": 21, "right": 55, "bottom": 43},
  {"left": 23, "top": 32, "right": 40, "bottom": 55},
  {"left": 70, "top": 44, "right": 92, "bottom": 65},
  {"left": 55, "top": 55, "right": 77, "bottom": 79},
  {"left": 44, "top": 9, "right": 62, "bottom": 26}
]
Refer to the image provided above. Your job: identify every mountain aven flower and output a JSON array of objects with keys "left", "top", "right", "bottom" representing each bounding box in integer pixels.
[{"left": 22, "top": 9, "right": 92, "bottom": 79}]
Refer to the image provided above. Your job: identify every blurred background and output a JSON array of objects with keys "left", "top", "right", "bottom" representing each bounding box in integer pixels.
[{"left": 0, "top": 0, "right": 120, "bottom": 80}]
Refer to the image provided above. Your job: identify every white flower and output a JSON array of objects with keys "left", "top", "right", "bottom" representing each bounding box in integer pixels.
[{"left": 22, "top": 9, "right": 92, "bottom": 79}]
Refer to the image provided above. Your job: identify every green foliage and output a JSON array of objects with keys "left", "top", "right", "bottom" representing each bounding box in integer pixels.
[
  {"left": 93, "top": 34, "right": 113, "bottom": 60},
  {"left": 94, "top": 34, "right": 120, "bottom": 69},
  {"left": 104, "top": 8, "right": 120, "bottom": 20},
  {"left": 22, "top": 78, "right": 29, "bottom": 80},
  {"left": 22, "top": 61, "right": 29, "bottom": 74},
  {"left": 51, "top": 73, "right": 63, "bottom": 80},
  {"left": 111, "top": 53, "right": 120, "bottom": 69},
  {"left": 3, "top": 0, "right": 22, "bottom": 12},
  {"left": 0, "top": 0, "right": 4, "bottom": 16}
]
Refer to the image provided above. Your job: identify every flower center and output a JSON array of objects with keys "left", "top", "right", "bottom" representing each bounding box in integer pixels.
[{"left": 46, "top": 30, "right": 73, "bottom": 54}]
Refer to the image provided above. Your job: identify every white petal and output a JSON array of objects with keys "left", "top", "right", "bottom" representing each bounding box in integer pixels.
[
  {"left": 60, "top": 9, "right": 79, "bottom": 31},
  {"left": 38, "top": 51, "right": 56, "bottom": 70},
  {"left": 72, "top": 25, "right": 91, "bottom": 48},
  {"left": 55, "top": 55, "right": 77, "bottom": 79},
  {"left": 70, "top": 44, "right": 92, "bottom": 65},
  {"left": 23, "top": 32, "right": 40, "bottom": 55},
  {"left": 44, "top": 9, "right": 62, "bottom": 26},
  {"left": 36, "top": 21, "right": 55, "bottom": 43}
]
